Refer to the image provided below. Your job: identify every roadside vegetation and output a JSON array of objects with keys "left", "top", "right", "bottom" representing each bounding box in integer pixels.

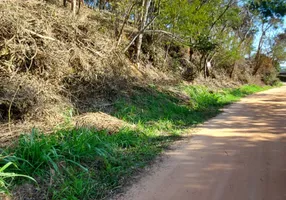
[{"left": 0, "top": 84, "right": 273, "bottom": 199}]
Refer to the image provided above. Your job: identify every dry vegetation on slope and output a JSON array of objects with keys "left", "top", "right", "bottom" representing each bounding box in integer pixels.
[{"left": 0, "top": 0, "right": 178, "bottom": 145}]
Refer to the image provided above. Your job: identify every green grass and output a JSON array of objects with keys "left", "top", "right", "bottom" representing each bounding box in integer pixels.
[
  {"left": 114, "top": 84, "right": 271, "bottom": 135},
  {"left": 0, "top": 157, "right": 36, "bottom": 195},
  {"left": 185, "top": 84, "right": 272, "bottom": 107},
  {"left": 2, "top": 129, "right": 177, "bottom": 199},
  {"left": 0, "top": 84, "right": 272, "bottom": 199}
]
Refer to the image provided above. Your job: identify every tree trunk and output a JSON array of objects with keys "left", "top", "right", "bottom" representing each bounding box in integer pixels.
[
  {"left": 252, "top": 30, "right": 265, "bottom": 75},
  {"left": 136, "top": 0, "right": 151, "bottom": 61},
  {"left": 113, "top": 2, "right": 120, "bottom": 39},
  {"left": 123, "top": 16, "right": 156, "bottom": 53},
  {"left": 203, "top": 57, "right": 208, "bottom": 78},
  {"left": 73, "top": 0, "right": 76, "bottom": 15},
  {"left": 77, "top": 0, "right": 81, "bottom": 14},
  {"left": 99, "top": 0, "right": 106, "bottom": 10},
  {"left": 93, "top": 0, "right": 97, "bottom": 9},
  {"left": 230, "top": 62, "right": 236, "bottom": 78},
  {"left": 253, "top": 22, "right": 272, "bottom": 75},
  {"left": 164, "top": 43, "right": 170, "bottom": 64},
  {"left": 199, "top": 54, "right": 206, "bottom": 77},
  {"left": 116, "top": 3, "right": 136, "bottom": 46}
]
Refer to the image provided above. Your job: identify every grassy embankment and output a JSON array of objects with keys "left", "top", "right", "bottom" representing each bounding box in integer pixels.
[{"left": 0, "top": 84, "right": 272, "bottom": 199}]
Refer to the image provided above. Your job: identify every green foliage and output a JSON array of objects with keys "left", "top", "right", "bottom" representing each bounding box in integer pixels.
[
  {"left": 262, "top": 72, "right": 280, "bottom": 86},
  {"left": 272, "top": 32, "right": 286, "bottom": 64},
  {"left": 192, "top": 35, "right": 218, "bottom": 54},
  {"left": 249, "top": 0, "right": 286, "bottom": 21},
  {"left": 156, "top": 0, "right": 251, "bottom": 74}
]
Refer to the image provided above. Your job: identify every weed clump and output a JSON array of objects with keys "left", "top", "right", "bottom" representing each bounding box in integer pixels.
[{"left": 3, "top": 128, "right": 176, "bottom": 199}]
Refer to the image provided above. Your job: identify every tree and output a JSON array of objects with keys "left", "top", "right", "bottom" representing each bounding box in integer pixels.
[
  {"left": 136, "top": 0, "right": 152, "bottom": 61},
  {"left": 85, "top": 0, "right": 283, "bottom": 79},
  {"left": 271, "top": 32, "right": 286, "bottom": 68},
  {"left": 156, "top": 0, "right": 240, "bottom": 76},
  {"left": 248, "top": 0, "right": 286, "bottom": 75}
]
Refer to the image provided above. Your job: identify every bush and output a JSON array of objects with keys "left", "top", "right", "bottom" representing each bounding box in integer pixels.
[{"left": 262, "top": 71, "right": 280, "bottom": 86}]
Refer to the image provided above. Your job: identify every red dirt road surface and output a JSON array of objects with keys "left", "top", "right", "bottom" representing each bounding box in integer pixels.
[{"left": 118, "top": 85, "right": 286, "bottom": 200}]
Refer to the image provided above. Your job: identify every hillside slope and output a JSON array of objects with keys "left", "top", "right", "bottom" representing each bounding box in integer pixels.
[
  {"left": 0, "top": 0, "right": 267, "bottom": 145},
  {"left": 0, "top": 0, "right": 179, "bottom": 144}
]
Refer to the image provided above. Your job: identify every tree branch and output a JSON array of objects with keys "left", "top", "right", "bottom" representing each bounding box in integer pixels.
[
  {"left": 209, "top": 0, "right": 234, "bottom": 32},
  {"left": 123, "top": 16, "right": 157, "bottom": 53}
]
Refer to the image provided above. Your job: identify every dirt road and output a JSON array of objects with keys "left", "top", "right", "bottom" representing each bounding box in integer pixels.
[{"left": 118, "top": 85, "right": 286, "bottom": 200}]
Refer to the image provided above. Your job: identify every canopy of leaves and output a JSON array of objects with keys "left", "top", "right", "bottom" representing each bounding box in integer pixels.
[{"left": 249, "top": 0, "right": 286, "bottom": 20}]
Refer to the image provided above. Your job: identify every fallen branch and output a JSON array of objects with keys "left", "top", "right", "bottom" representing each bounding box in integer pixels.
[
  {"left": 24, "top": 28, "right": 56, "bottom": 41},
  {"left": 144, "top": 29, "right": 187, "bottom": 44},
  {"left": 116, "top": 2, "right": 136, "bottom": 47},
  {"left": 123, "top": 16, "right": 157, "bottom": 53}
]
